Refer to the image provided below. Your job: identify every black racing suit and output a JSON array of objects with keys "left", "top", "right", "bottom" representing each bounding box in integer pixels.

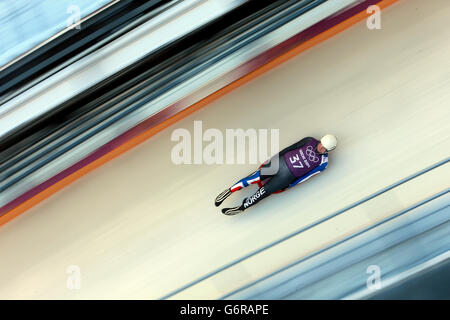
[{"left": 233, "top": 137, "right": 317, "bottom": 211}]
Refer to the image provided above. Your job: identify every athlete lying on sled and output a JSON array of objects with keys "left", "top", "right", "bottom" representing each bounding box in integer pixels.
[{"left": 215, "top": 134, "right": 338, "bottom": 215}]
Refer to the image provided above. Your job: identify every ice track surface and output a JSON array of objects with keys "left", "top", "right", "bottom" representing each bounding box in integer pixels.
[{"left": 0, "top": 0, "right": 449, "bottom": 299}]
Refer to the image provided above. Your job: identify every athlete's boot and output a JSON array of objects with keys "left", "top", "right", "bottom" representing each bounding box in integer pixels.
[
  {"left": 215, "top": 188, "right": 232, "bottom": 207},
  {"left": 221, "top": 205, "right": 244, "bottom": 216},
  {"left": 221, "top": 198, "right": 246, "bottom": 215}
]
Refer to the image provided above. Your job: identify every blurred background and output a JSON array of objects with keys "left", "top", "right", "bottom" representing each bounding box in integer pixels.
[
  {"left": 0, "top": 0, "right": 448, "bottom": 299},
  {"left": 0, "top": 0, "right": 111, "bottom": 67}
]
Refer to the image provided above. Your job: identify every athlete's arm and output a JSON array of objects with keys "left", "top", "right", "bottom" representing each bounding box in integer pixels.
[{"left": 288, "top": 154, "right": 328, "bottom": 188}]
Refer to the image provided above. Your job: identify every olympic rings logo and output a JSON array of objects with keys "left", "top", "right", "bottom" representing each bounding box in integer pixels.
[{"left": 306, "top": 146, "right": 319, "bottom": 163}]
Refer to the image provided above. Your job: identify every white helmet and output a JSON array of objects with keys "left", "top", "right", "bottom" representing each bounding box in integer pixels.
[{"left": 321, "top": 134, "right": 337, "bottom": 152}]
